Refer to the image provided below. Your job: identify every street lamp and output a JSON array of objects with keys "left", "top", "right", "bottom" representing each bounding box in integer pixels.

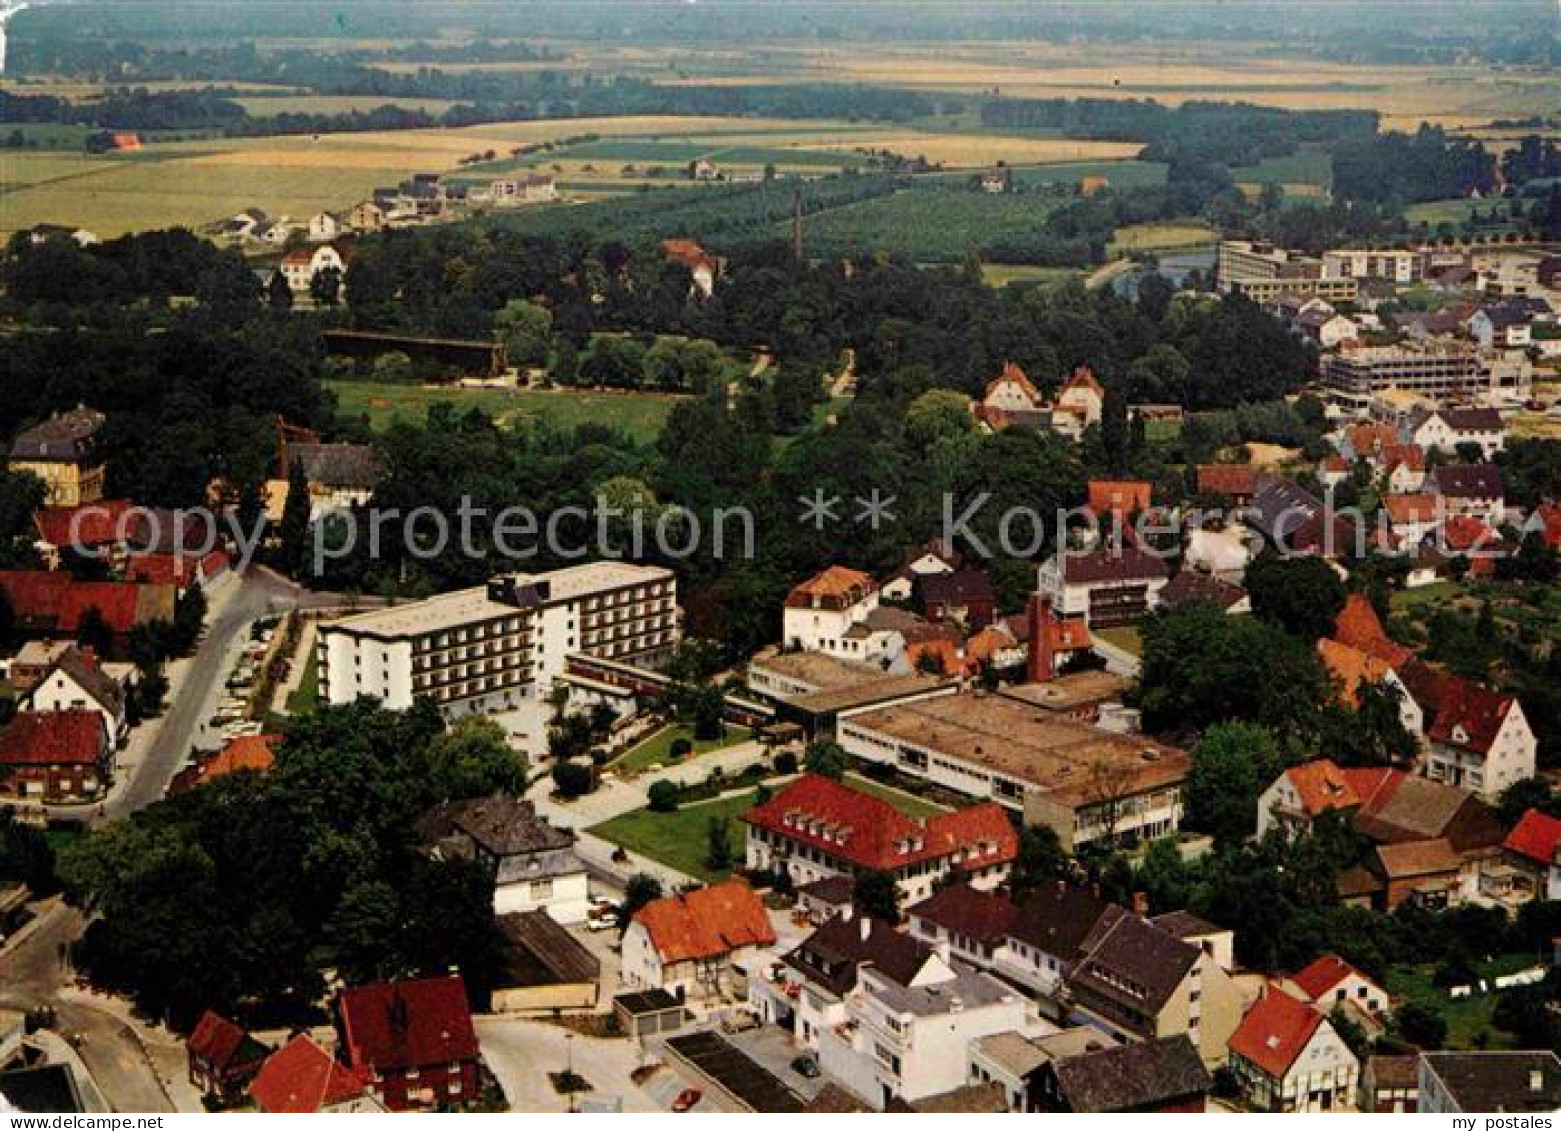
[{"left": 565, "top": 1032, "right": 576, "bottom": 1113}]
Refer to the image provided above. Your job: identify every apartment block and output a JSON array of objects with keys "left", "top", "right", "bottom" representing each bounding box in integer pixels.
[
  {"left": 1216, "top": 241, "right": 1358, "bottom": 304},
  {"left": 1320, "top": 344, "right": 1486, "bottom": 407},
  {"left": 317, "top": 562, "right": 677, "bottom": 715}
]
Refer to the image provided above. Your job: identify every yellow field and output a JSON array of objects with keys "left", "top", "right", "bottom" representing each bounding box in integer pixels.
[
  {"left": 0, "top": 77, "right": 298, "bottom": 100},
  {"left": 806, "top": 134, "right": 1141, "bottom": 167},
  {"left": 1107, "top": 221, "right": 1216, "bottom": 253},
  {"left": 232, "top": 95, "right": 463, "bottom": 117}
]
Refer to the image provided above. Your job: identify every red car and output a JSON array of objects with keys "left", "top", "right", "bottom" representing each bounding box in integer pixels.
[{"left": 672, "top": 1088, "right": 703, "bottom": 1112}]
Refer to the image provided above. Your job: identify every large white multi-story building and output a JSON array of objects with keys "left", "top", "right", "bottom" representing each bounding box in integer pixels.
[
  {"left": 1322, "top": 248, "right": 1426, "bottom": 285},
  {"left": 317, "top": 562, "right": 677, "bottom": 716},
  {"left": 1319, "top": 344, "right": 1487, "bottom": 407}
]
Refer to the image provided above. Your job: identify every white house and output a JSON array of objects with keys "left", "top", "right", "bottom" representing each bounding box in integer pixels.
[
  {"left": 621, "top": 881, "right": 776, "bottom": 1001},
  {"left": 21, "top": 647, "right": 128, "bottom": 747},
  {"left": 1411, "top": 408, "right": 1506, "bottom": 460},
  {"left": 1283, "top": 954, "right": 1393, "bottom": 1021},
  {"left": 1503, "top": 809, "right": 1561, "bottom": 902},
  {"left": 816, "top": 958, "right": 1031, "bottom": 1109},
  {"left": 307, "top": 213, "right": 342, "bottom": 243},
  {"left": 416, "top": 793, "right": 592, "bottom": 923},
  {"left": 280, "top": 243, "right": 348, "bottom": 295},
  {"left": 1228, "top": 988, "right": 1360, "bottom": 1113},
  {"left": 1417, "top": 674, "right": 1535, "bottom": 799},
  {"left": 781, "top": 565, "right": 880, "bottom": 654},
  {"left": 1036, "top": 547, "right": 1170, "bottom": 628}
]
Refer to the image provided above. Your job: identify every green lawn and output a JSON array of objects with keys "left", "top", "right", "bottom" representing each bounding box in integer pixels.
[
  {"left": 611, "top": 723, "right": 753, "bottom": 776},
  {"left": 841, "top": 772, "right": 948, "bottom": 819},
  {"left": 980, "top": 263, "right": 1079, "bottom": 288},
  {"left": 1385, "top": 955, "right": 1540, "bottom": 1050},
  {"left": 327, "top": 380, "right": 682, "bottom": 443},
  {"left": 1232, "top": 146, "right": 1334, "bottom": 190},
  {"left": 284, "top": 646, "right": 319, "bottom": 714},
  {"left": 1095, "top": 625, "right": 1143, "bottom": 656},
  {"left": 1390, "top": 580, "right": 1469, "bottom": 612},
  {"left": 590, "top": 789, "right": 762, "bottom": 881}
]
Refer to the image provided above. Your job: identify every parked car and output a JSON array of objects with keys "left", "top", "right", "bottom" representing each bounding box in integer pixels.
[
  {"left": 791, "top": 1055, "right": 820, "bottom": 1079},
  {"left": 672, "top": 1088, "right": 703, "bottom": 1112},
  {"left": 586, "top": 908, "right": 618, "bottom": 931}
]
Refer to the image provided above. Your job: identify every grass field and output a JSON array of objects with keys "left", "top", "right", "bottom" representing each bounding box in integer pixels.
[
  {"left": 1385, "top": 955, "right": 1541, "bottom": 1050},
  {"left": 285, "top": 647, "right": 319, "bottom": 714},
  {"left": 1232, "top": 146, "right": 1334, "bottom": 190},
  {"left": 1107, "top": 220, "right": 1215, "bottom": 254},
  {"left": 1095, "top": 625, "right": 1143, "bottom": 657},
  {"left": 589, "top": 789, "right": 762, "bottom": 881},
  {"left": 840, "top": 772, "right": 949, "bottom": 819},
  {"left": 980, "top": 263, "right": 1080, "bottom": 288},
  {"left": 327, "top": 380, "right": 681, "bottom": 442},
  {"left": 610, "top": 723, "right": 753, "bottom": 777},
  {"left": 774, "top": 188, "right": 1062, "bottom": 262}
]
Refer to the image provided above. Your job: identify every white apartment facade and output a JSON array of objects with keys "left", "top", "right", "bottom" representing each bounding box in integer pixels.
[{"left": 317, "top": 562, "right": 677, "bottom": 716}]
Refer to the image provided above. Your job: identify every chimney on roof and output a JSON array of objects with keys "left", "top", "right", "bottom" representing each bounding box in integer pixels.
[
  {"left": 860, "top": 915, "right": 871, "bottom": 942},
  {"left": 1027, "top": 593, "right": 1055, "bottom": 684},
  {"left": 1132, "top": 891, "right": 1149, "bottom": 918}
]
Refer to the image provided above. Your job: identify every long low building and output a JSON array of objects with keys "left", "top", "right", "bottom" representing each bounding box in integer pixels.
[
  {"left": 317, "top": 561, "right": 677, "bottom": 715},
  {"left": 837, "top": 692, "right": 1187, "bottom": 850}
]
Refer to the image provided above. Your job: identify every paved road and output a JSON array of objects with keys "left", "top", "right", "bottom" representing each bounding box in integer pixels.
[
  {"left": 0, "top": 902, "right": 179, "bottom": 1112},
  {"left": 109, "top": 567, "right": 301, "bottom": 817}
]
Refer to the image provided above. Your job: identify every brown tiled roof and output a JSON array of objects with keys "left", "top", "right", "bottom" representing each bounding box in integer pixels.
[
  {"left": 8, "top": 408, "right": 105, "bottom": 462},
  {"left": 0, "top": 710, "right": 105, "bottom": 766},
  {"left": 1087, "top": 480, "right": 1152, "bottom": 517},
  {"left": 1432, "top": 464, "right": 1504, "bottom": 500},
  {"left": 1372, "top": 837, "right": 1461, "bottom": 879},
  {"left": 1317, "top": 638, "right": 1395, "bottom": 707},
  {"left": 1421, "top": 1052, "right": 1561, "bottom": 1112},
  {"left": 786, "top": 912, "right": 932, "bottom": 996},
  {"left": 784, "top": 565, "right": 876, "bottom": 607},
  {"left": 497, "top": 910, "right": 601, "bottom": 987},
  {"left": 1051, "top": 1035, "right": 1210, "bottom": 1113},
  {"left": 1196, "top": 464, "right": 1257, "bottom": 498},
  {"left": 1056, "top": 546, "right": 1169, "bottom": 584},
  {"left": 416, "top": 792, "right": 573, "bottom": 858},
  {"left": 1159, "top": 570, "right": 1245, "bottom": 612},
  {"left": 887, "top": 1082, "right": 1007, "bottom": 1113},
  {"left": 1068, "top": 915, "right": 1198, "bottom": 1017}
]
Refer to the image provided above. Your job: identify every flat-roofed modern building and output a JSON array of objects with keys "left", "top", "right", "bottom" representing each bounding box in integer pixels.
[
  {"left": 1320, "top": 344, "right": 1486, "bottom": 407},
  {"left": 1216, "top": 241, "right": 1359, "bottom": 304},
  {"left": 317, "top": 562, "right": 677, "bottom": 715},
  {"left": 837, "top": 692, "right": 1188, "bottom": 850}
]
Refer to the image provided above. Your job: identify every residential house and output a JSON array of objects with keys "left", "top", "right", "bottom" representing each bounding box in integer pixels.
[
  {"left": 1063, "top": 911, "right": 1245, "bottom": 1066},
  {"left": 417, "top": 792, "right": 590, "bottom": 922},
  {"left": 621, "top": 880, "right": 776, "bottom": 1000},
  {"left": 492, "top": 910, "right": 601, "bottom": 1015},
  {"left": 1361, "top": 1054, "right": 1420, "bottom": 1113},
  {"left": 1317, "top": 454, "right": 1351, "bottom": 490},
  {"left": 1028, "top": 1034, "right": 1210, "bottom": 1113},
  {"left": 1316, "top": 637, "right": 1423, "bottom": 739},
  {"left": 919, "top": 569, "right": 995, "bottom": 629},
  {"left": 22, "top": 646, "right": 128, "bottom": 747},
  {"left": 280, "top": 244, "right": 349, "bottom": 295},
  {"left": 1297, "top": 307, "right": 1360, "bottom": 348},
  {"left": 1156, "top": 570, "right": 1249, "bottom": 615},
  {"left": 1194, "top": 463, "right": 1257, "bottom": 506},
  {"left": 1227, "top": 987, "right": 1359, "bottom": 1113},
  {"left": 307, "top": 212, "right": 342, "bottom": 242},
  {"left": 186, "top": 1011, "right": 270, "bottom": 1105},
  {"left": 1086, "top": 480, "right": 1153, "bottom": 522},
  {"left": 249, "top": 1035, "right": 381, "bottom": 1114},
  {"left": 906, "top": 881, "right": 1125, "bottom": 1001},
  {"left": 1249, "top": 477, "right": 1367, "bottom": 559},
  {"left": 972, "top": 362, "right": 1049, "bottom": 432},
  {"left": 1053, "top": 367, "right": 1105, "bottom": 440},
  {"left": 1468, "top": 302, "right": 1537, "bottom": 349},
  {"left": 349, "top": 201, "right": 387, "bottom": 232},
  {"left": 1380, "top": 444, "right": 1428, "bottom": 493},
  {"left": 782, "top": 566, "right": 880, "bottom": 655},
  {"left": 7, "top": 408, "right": 107, "bottom": 506},
  {"left": 1282, "top": 954, "right": 1392, "bottom": 1029},
  {"left": 1036, "top": 546, "right": 1170, "bottom": 628},
  {"left": 1419, "top": 1051, "right": 1561, "bottom": 1113},
  {"left": 0, "top": 709, "right": 110, "bottom": 803},
  {"left": 661, "top": 238, "right": 717, "bottom": 298},
  {"left": 880, "top": 540, "right": 959, "bottom": 601},
  {"left": 1502, "top": 809, "right": 1561, "bottom": 902},
  {"left": 1411, "top": 408, "right": 1506, "bottom": 459},
  {"left": 1408, "top": 664, "right": 1535, "bottom": 798},
  {"left": 334, "top": 974, "right": 481, "bottom": 1111},
  {"left": 277, "top": 441, "right": 384, "bottom": 520},
  {"left": 741, "top": 774, "right": 1016, "bottom": 905},
  {"left": 1382, "top": 494, "right": 1444, "bottom": 548},
  {"left": 169, "top": 733, "right": 279, "bottom": 795},
  {"left": 749, "top": 907, "right": 946, "bottom": 1044},
  {"left": 5, "top": 640, "right": 76, "bottom": 693},
  {"left": 815, "top": 951, "right": 1031, "bottom": 1109},
  {"left": 1429, "top": 464, "right": 1506, "bottom": 524},
  {"left": 488, "top": 173, "right": 557, "bottom": 205}
]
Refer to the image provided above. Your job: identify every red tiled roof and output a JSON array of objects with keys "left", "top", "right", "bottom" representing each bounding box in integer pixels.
[
  {"left": 1381, "top": 444, "right": 1426, "bottom": 473},
  {"left": 337, "top": 974, "right": 479, "bottom": 1074},
  {"left": 1229, "top": 987, "right": 1326, "bottom": 1079},
  {"left": 173, "top": 734, "right": 281, "bottom": 794},
  {"left": 1282, "top": 758, "right": 1404, "bottom": 819},
  {"left": 250, "top": 1035, "right": 372, "bottom": 1114},
  {"left": 187, "top": 1010, "right": 251, "bottom": 1071},
  {"left": 33, "top": 500, "right": 137, "bottom": 548},
  {"left": 1425, "top": 677, "right": 1515, "bottom": 756},
  {"left": 1317, "top": 638, "right": 1394, "bottom": 707},
  {"left": 1290, "top": 954, "right": 1377, "bottom": 1003},
  {"left": 0, "top": 709, "right": 105, "bottom": 766},
  {"left": 1347, "top": 424, "right": 1398, "bottom": 457},
  {"left": 1197, "top": 464, "right": 1257, "bottom": 497},
  {"left": 124, "top": 548, "right": 229, "bottom": 588},
  {"left": 1332, "top": 593, "right": 1413, "bottom": 668},
  {"left": 1533, "top": 503, "right": 1561, "bottom": 550},
  {"left": 662, "top": 237, "right": 717, "bottom": 272},
  {"left": 1504, "top": 809, "right": 1561, "bottom": 867},
  {"left": 1087, "top": 480, "right": 1152, "bottom": 517},
  {"left": 0, "top": 570, "right": 157, "bottom": 634},
  {"left": 1060, "top": 366, "right": 1104, "bottom": 398},
  {"left": 742, "top": 774, "right": 1018, "bottom": 875},
  {"left": 982, "top": 362, "right": 1043, "bottom": 407},
  {"left": 631, "top": 879, "right": 776, "bottom": 965},
  {"left": 1383, "top": 494, "right": 1441, "bottom": 525},
  {"left": 1441, "top": 515, "right": 1500, "bottom": 554}
]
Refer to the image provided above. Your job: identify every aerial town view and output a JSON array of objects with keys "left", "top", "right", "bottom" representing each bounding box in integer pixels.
[{"left": 1, "top": 0, "right": 1560, "bottom": 1117}]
